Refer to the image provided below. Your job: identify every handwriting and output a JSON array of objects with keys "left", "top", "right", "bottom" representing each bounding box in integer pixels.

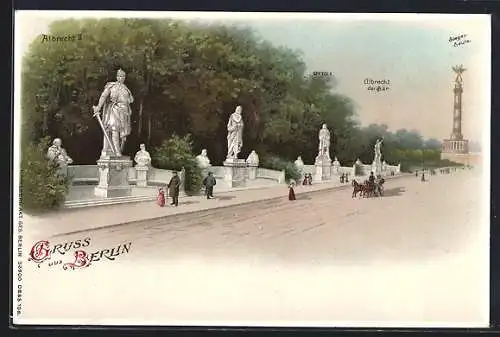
[{"left": 449, "top": 34, "right": 471, "bottom": 47}]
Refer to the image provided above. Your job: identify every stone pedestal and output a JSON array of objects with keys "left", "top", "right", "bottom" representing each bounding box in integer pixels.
[
  {"left": 332, "top": 158, "right": 340, "bottom": 176},
  {"left": 314, "top": 155, "right": 332, "bottom": 181},
  {"left": 372, "top": 160, "right": 382, "bottom": 177},
  {"left": 94, "top": 156, "right": 133, "bottom": 198},
  {"left": 223, "top": 158, "right": 248, "bottom": 188},
  {"left": 135, "top": 165, "right": 149, "bottom": 187},
  {"left": 247, "top": 164, "right": 258, "bottom": 180}
]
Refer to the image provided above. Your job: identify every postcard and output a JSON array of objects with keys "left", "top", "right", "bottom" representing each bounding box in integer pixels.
[{"left": 12, "top": 11, "right": 491, "bottom": 327}]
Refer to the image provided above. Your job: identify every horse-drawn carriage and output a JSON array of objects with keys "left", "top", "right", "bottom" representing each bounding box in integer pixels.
[{"left": 351, "top": 178, "right": 385, "bottom": 198}]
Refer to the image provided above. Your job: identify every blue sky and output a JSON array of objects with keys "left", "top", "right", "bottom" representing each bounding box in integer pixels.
[{"left": 16, "top": 13, "right": 490, "bottom": 144}]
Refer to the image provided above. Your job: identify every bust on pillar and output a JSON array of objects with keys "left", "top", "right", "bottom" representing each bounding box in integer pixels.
[{"left": 134, "top": 144, "right": 152, "bottom": 187}]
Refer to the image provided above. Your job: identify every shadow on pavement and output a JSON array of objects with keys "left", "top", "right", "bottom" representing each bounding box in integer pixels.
[
  {"left": 296, "top": 194, "right": 312, "bottom": 200},
  {"left": 382, "top": 187, "right": 406, "bottom": 197},
  {"left": 181, "top": 201, "right": 200, "bottom": 205},
  {"left": 217, "top": 195, "right": 236, "bottom": 201}
]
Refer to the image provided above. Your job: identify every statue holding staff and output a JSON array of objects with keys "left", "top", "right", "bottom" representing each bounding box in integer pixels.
[{"left": 92, "top": 68, "right": 134, "bottom": 158}]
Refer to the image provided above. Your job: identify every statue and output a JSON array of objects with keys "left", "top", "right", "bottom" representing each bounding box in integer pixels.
[
  {"left": 246, "top": 150, "right": 259, "bottom": 166},
  {"left": 195, "top": 149, "right": 211, "bottom": 169},
  {"left": 226, "top": 105, "right": 244, "bottom": 159},
  {"left": 294, "top": 156, "right": 304, "bottom": 172},
  {"left": 92, "top": 68, "right": 134, "bottom": 158},
  {"left": 318, "top": 124, "right": 331, "bottom": 158},
  {"left": 134, "top": 143, "right": 151, "bottom": 167},
  {"left": 452, "top": 64, "right": 466, "bottom": 84},
  {"left": 46, "top": 138, "right": 73, "bottom": 166},
  {"left": 374, "top": 138, "right": 383, "bottom": 163}
]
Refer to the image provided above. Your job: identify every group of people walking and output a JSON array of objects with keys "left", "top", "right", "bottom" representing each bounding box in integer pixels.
[{"left": 157, "top": 171, "right": 217, "bottom": 207}]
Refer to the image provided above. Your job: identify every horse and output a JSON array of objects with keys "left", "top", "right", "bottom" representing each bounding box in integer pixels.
[
  {"left": 351, "top": 179, "right": 364, "bottom": 198},
  {"left": 363, "top": 178, "right": 385, "bottom": 198}
]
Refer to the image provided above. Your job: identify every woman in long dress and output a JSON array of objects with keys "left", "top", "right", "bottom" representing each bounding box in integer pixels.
[{"left": 288, "top": 180, "right": 296, "bottom": 201}]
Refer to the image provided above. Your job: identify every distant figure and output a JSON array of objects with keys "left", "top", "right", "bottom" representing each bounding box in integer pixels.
[
  {"left": 288, "top": 180, "right": 296, "bottom": 201},
  {"left": 340, "top": 173, "right": 345, "bottom": 184},
  {"left": 369, "top": 171, "right": 375, "bottom": 185},
  {"left": 167, "top": 171, "right": 181, "bottom": 206},
  {"left": 415, "top": 170, "right": 419, "bottom": 177},
  {"left": 308, "top": 173, "right": 313, "bottom": 185},
  {"left": 157, "top": 187, "right": 166, "bottom": 207},
  {"left": 421, "top": 172, "right": 426, "bottom": 182},
  {"left": 202, "top": 172, "right": 217, "bottom": 199},
  {"left": 302, "top": 175, "right": 308, "bottom": 185},
  {"left": 345, "top": 173, "right": 349, "bottom": 183},
  {"left": 391, "top": 171, "right": 395, "bottom": 176}
]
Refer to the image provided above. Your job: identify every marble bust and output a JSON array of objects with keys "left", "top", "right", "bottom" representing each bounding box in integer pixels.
[
  {"left": 294, "top": 156, "right": 304, "bottom": 172},
  {"left": 46, "top": 138, "right": 73, "bottom": 166},
  {"left": 196, "top": 149, "right": 211, "bottom": 169},
  {"left": 246, "top": 150, "right": 259, "bottom": 166},
  {"left": 134, "top": 143, "right": 151, "bottom": 167}
]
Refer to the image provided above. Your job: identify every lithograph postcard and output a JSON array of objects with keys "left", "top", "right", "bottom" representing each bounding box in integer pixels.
[{"left": 12, "top": 11, "right": 491, "bottom": 327}]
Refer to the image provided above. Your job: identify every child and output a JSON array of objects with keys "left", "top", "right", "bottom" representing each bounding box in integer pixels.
[
  {"left": 288, "top": 180, "right": 296, "bottom": 201},
  {"left": 157, "top": 187, "right": 166, "bottom": 207}
]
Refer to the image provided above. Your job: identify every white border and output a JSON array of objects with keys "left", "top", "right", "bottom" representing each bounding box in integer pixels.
[{"left": 12, "top": 10, "right": 491, "bottom": 327}]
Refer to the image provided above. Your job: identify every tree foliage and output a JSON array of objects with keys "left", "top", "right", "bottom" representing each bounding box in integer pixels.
[
  {"left": 20, "top": 137, "right": 70, "bottom": 213},
  {"left": 22, "top": 18, "right": 443, "bottom": 170}
]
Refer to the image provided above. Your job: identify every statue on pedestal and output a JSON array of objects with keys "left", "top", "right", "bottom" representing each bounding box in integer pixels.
[
  {"left": 92, "top": 68, "right": 134, "bottom": 158},
  {"left": 134, "top": 144, "right": 151, "bottom": 167},
  {"left": 46, "top": 138, "right": 73, "bottom": 167},
  {"left": 196, "top": 149, "right": 211, "bottom": 169},
  {"left": 373, "top": 138, "right": 383, "bottom": 163},
  {"left": 226, "top": 105, "right": 244, "bottom": 160},
  {"left": 294, "top": 156, "right": 304, "bottom": 172},
  {"left": 317, "top": 124, "right": 331, "bottom": 160}
]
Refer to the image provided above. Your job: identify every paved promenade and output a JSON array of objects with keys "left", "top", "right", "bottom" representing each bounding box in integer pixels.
[
  {"left": 18, "top": 168, "right": 488, "bottom": 327},
  {"left": 26, "top": 174, "right": 387, "bottom": 239}
]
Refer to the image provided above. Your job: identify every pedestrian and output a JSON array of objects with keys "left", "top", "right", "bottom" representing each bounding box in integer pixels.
[
  {"left": 345, "top": 173, "right": 349, "bottom": 183},
  {"left": 167, "top": 171, "right": 181, "bottom": 206},
  {"left": 302, "top": 175, "right": 308, "bottom": 185},
  {"left": 202, "top": 171, "right": 216, "bottom": 199},
  {"left": 415, "top": 170, "right": 419, "bottom": 177},
  {"left": 157, "top": 187, "right": 166, "bottom": 207},
  {"left": 308, "top": 173, "right": 313, "bottom": 185},
  {"left": 340, "top": 173, "right": 345, "bottom": 184},
  {"left": 288, "top": 180, "right": 296, "bottom": 201},
  {"left": 421, "top": 172, "right": 426, "bottom": 182}
]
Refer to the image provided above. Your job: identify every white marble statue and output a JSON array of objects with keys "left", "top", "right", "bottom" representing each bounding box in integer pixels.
[
  {"left": 46, "top": 138, "right": 73, "bottom": 166},
  {"left": 318, "top": 124, "right": 331, "bottom": 158},
  {"left": 134, "top": 143, "right": 151, "bottom": 167},
  {"left": 92, "top": 68, "right": 134, "bottom": 158},
  {"left": 374, "top": 138, "right": 383, "bottom": 163},
  {"left": 246, "top": 150, "right": 259, "bottom": 166},
  {"left": 196, "top": 149, "right": 211, "bottom": 169},
  {"left": 294, "top": 156, "right": 304, "bottom": 172},
  {"left": 226, "top": 105, "right": 244, "bottom": 159}
]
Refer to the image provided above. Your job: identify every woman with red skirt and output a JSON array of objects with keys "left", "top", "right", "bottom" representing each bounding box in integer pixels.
[{"left": 157, "top": 187, "right": 166, "bottom": 207}]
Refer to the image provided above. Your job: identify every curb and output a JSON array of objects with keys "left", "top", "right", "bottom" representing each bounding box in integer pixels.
[{"left": 52, "top": 174, "right": 410, "bottom": 238}]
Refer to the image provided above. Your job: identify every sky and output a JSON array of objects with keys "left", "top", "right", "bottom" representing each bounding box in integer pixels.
[{"left": 15, "top": 12, "right": 491, "bottom": 146}]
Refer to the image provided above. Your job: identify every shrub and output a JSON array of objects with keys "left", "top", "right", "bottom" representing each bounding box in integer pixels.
[
  {"left": 152, "top": 134, "right": 203, "bottom": 195},
  {"left": 261, "top": 155, "right": 301, "bottom": 182},
  {"left": 20, "top": 136, "right": 70, "bottom": 214}
]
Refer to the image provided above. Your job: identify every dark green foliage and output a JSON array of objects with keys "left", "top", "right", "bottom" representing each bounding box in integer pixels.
[
  {"left": 21, "top": 18, "right": 450, "bottom": 169},
  {"left": 20, "top": 137, "right": 70, "bottom": 213},
  {"left": 261, "top": 154, "right": 301, "bottom": 183},
  {"left": 152, "top": 134, "right": 203, "bottom": 195}
]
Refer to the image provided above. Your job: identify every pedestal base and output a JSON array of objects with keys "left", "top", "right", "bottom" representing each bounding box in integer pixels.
[
  {"left": 314, "top": 156, "right": 332, "bottom": 181},
  {"left": 94, "top": 156, "right": 133, "bottom": 198},
  {"left": 247, "top": 165, "right": 257, "bottom": 180},
  {"left": 372, "top": 160, "right": 382, "bottom": 177},
  {"left": 223, "top": 158, "right": 248, "bottom": 188},
  {"left": 135, "top": 166, "right": 149, "bottom": 187},
  {"left": 442, "top": 139, "right": 469, "bottom": 154}
]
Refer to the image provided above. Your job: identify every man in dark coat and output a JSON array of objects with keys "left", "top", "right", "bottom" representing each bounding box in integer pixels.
[
  {"left": 167, "top": 171, "right": 181, "bottom": 206},
  {"left": 202, "top": 172, "right": 217, "bottom": 199}
]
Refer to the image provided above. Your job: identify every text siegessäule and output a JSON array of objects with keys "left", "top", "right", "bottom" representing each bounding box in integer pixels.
[
  {"left": 28, "top": 237, "right": 132, "bottom": 270},
  {"left": 449, "top": 34, "right": 471, "bottom": 48},
  {"left": 364, "top": 78, "right": 390, "bottom": 93}
]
